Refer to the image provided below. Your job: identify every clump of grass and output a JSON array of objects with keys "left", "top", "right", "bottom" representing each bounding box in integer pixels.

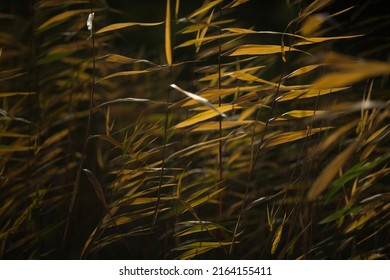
[{"left": 0, "top": 0, "right": 389, "bottom": 259}]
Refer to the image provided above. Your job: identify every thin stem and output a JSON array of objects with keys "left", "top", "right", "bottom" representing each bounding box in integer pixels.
[{"left": 62, "top": 2, "right": 96, "bottom": 257}]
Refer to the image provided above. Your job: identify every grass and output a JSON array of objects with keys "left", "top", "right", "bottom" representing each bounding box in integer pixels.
[{"left": 0, "top": 0, "right": 389, "bottom": 259}]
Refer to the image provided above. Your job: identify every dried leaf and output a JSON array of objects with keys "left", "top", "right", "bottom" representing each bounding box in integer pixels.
[
  {"left": 173, "top": 105, "right": 239, "bottom": 129},
  {"left": 263, "top": 127, "right": 331, "bottom": 148},
  {"left": 188, "top": 0, "right": 223, "bottom": 19},
  {"left": 223, "top": 44, "right": 299, "bottom": 56},
  {"left": 96, "top": 22, "right": 164, "bottom": 34}
]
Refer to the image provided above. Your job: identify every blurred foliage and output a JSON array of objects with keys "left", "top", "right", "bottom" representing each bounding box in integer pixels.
[{"left": 0, "top": 0, "right": 389, "bottom": 259}]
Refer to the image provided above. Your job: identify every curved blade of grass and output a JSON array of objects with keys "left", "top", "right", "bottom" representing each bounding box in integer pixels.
[
  {"left": 165, "top": 0, "right": 172, "bottom": 65},
  {"left": 96, "top": 22, "right": 164, "bottom": 34},
  {"left": 38, "top": 9, "right": 90, "bottom": 30},
  {"left": 188, "top": 0, "right": 223, "bottom": 19},
  {"left": 263, "top": 127, "right": 331, "bottom": 148},
  {"left": 223, "top": 44, "right": 298, "bottom": 56},
  {"left": 308, "top": 141, "right": 359, "bottom": 201},
  {"left": 98, "top": 54, "right": 156, "bottom": 65}
]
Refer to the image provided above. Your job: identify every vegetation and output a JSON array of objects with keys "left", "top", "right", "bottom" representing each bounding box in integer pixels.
[{"left": 0, "top": 0, "right": 389, "bottom": 259}]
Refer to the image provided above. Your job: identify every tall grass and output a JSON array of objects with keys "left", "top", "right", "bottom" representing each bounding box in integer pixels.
[{"left": 1, "top": 0, "right": 389, "bottom": 259}]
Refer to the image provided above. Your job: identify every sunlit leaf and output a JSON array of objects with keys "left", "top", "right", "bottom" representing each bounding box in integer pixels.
[
  {"left": 276, "top": 87, "right": 348, "bottom": 102},
  {"left": 176, "top": 33, "right": 237, "bottom": 48},
  {"left": 223, "top": 44, "right": 299, "bottom": 56},
  {"left": 191, "top": 120, "right": 259, "bottom": 132},
  {"left": 263, "top": 127, "right": 331, "bottom": 148},
  {"left": 312, "top": 53, "right": 390, "bottom": 88},
  {"left": 173, "top": 105, "right": 240, "bottom": 129},
  {"left": 188, "top": 0, "right": 223, "bottom": 19},
  {"left": 283, "top": 64, "right": 322, "bottom": 79},
  {"left": 96, "top": 22, "right": 164, "bottom": 34},
  {"left": 271, "top": 214, "right": 286, "bottom": 254},
  {"left": 165, "top": 0, "right": 172, "bottom": 65}
]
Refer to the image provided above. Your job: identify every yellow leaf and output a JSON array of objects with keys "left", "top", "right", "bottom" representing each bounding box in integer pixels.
[
  {"left": 196, "top": 9, "right": 214, "bottom": 53},
  {"left": 176, "top": 33, "right": 237, "bottom": 48},
  {"left": 271, "top": 214, "right": 286, "bottom": 254},
  {"left": 307, "top": 141, "right": 358, "bottom": 201},
  {"left": 223, "top": 44, "right": 298, "bottom": 56},
  {"left": 313, "top": 64, "right": 390, "bottom": 88},
  {"left": 165, "top": 0, "right": 172, "bottom": 65},
  {"left": 188, "top": 0, "right": 223, "bottom": 19},
  {"left": 264, "top": 127, "right": 331, "bottom": 148},
  {"left": 97, "top": 69, "right": 153, "bottom": 82},
  {"left": 175, "top": 0, "right": 180, "bottom": 18},
  {"left": 283, "top": 64, "right": 322, "bottom": 79},
  {"left": 173, "top": 105, "right": 240, "bottom": 129},
  {"left": 301, "top": 14, "right": 327, "bottom": 36},
  {"left": 191, "top": 120, "right": 258, "bottom": 132},
  {"left": 276, "top": 87, "right": 348, "bottom": 102},
  {"left": 345, "top": 210, "right": 377, "bottom": 233},
  {"left": 96, "top": 22, "right": 164, "bottom": 34},
  {"left": 223, "top": 0, "right": 250, "bottom": 9},
  {"left": 274, "top": 110, "right": 326, "bottom": 121}
]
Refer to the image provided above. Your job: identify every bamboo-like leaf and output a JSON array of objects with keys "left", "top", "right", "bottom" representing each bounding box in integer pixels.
[
  {"left": 196, "top": 9, "right": 214, "bottom": 53},
  {"left": 276, "top": 87, "right": 348, "bottom": 102},
  {"left": 300, "top": 0, "right": 334, "bottom": 19},
  {"left": 0, "top": 132, "right": 31, "bottom": 138},
  {"left": 223, "top": 0, "right": 250, "bottom": 9},
  {"left": 191, "top": 120, "right": 258, "bottom": 132},
  {"left": 0, "top": 145, "right": 32, "bottom": 152},
  {"left": 312, "top": 53, "right": 390, "bottom": 88},
  {"left": 271, "top": 214, "right": 286, "bottom": 254},
  {"left": 264, "top": 127, "right": 331, "bottom": 148},
  {"left": 165, "top": 0, "right": 172, "bottom": 65},
  {"left": 38, "top": 9, "right": 90, "bottom": 30},
  {"left": 83, "top": 169, "right": 110, "bottom": 211},
  {"left": 345, "top": 210, "right": 377, "bottom": 233},
  {"left": 223, "top": 44, "right": 298, "bottom": 56},
  {"left": 0, "top": 92, "right": 36, "bottom": 97},
  {"left": 96, "top": 97, "right": 164, "bottom": 108},
  {"left": 273, "top": 110, "right": 326, "bottom": 121},
  {"left": 307, "top": 141, "right": 359, "bottom": 201},
  {"left": 283, "top": 64, "right": 322, "bottom": 79},
  {"left": 171, "top": 84, "right": 227, "bottom": 117},
  {"left": 176, "top": 33, "right": 237, "bottom": 48},
  {"left": 98, "top": 54, "right": 156, "bottom": 65},
  {"left": 175, "top": 0, "right": 180, "bottom": 18},
  {"left": 97, "top": 69, "right": 154, "bottom": 82},
  {"left": 188, "top": 0, "right": 223, "bottom": 19},
  {"left": 96, "top": 22, "right": 164, "bottom": 34},
  {"left": 301, "top": 14, "right": 327, "bottom": 36},
  {"left": 173, "top": 105, "right": 240, "bottom": 129},
  {"left": 325, "top": 154, "right": 390, "bottom": 202}
]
